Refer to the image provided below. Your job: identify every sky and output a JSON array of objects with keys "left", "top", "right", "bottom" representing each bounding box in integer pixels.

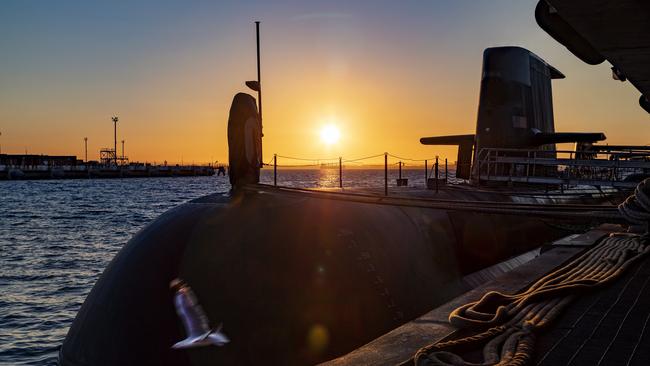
[{"left": 1, "top": 0, "right": 648, "bottom": 165}]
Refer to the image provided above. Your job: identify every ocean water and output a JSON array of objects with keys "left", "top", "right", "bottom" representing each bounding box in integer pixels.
[{"left": 0, "top": 168, "right": 448, "bottom": 365}]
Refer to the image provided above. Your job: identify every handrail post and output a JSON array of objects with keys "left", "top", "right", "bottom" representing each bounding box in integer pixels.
[
  {"left": 273, "top": 154, "right": 277, "bottom": 186},
  {"left": 487, "top": 149, "right": 491, "bottom": 182},
  {"left": 445, "top": 158, "right": 448, "bottom": 184},
  {"left": 526, "top": 150, "right": 530, "bottom": 182},
  {"left": 435, "top": 156, "right": 439, "bottom": 193},
  {"left": 384, "top": 152, "right": 388, "bottom": 196},
  {"left": 425, "top": 159, "right": 428, "bottom": 186},
  {"left": 475, "top": 150, "right": 479, "bottom": 182},
  {"left": 339, "top": 157, "right": 343, "bottom": 189}
]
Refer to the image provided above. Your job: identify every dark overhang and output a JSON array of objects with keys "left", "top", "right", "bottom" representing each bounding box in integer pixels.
[{"left": 536, "top": 0, "right": 650, "bottom": 112}]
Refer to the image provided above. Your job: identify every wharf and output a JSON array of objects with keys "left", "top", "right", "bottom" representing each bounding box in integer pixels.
[
  {"left": 323, "top": 224, "right": 650, "bottom": 365},
  {"left": 0, "top": 164, "right": 216, "bottom": 180},
  {"left": 534, "top": 248, "right": 650, "bottom": 365}
]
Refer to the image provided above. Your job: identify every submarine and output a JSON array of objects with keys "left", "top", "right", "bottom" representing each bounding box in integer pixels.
[{"left": 59, "top": 46, "right": 629, "bottom": 365}]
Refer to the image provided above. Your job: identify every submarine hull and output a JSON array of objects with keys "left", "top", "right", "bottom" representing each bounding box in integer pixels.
[{"left": 59, "top": 187, "right": 573, "bottom": 365}]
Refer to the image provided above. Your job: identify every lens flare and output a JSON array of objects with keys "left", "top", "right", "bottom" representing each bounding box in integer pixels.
[{"left": 307, "top": 324, "right": 330, "bottom": 354}]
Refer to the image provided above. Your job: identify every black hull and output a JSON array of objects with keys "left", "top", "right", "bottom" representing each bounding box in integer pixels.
[{"left": 59, "top": 186, "right": 612, "bottom": 365}]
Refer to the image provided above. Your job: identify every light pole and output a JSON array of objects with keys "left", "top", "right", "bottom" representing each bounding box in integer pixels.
[
  {"left": 121, "top": 140, "right": 125, "bottom": 162},
  {"left": 84, "top": 137, "right": 88, "bottom": 163},
  {"left": 112, "top": 116, "right": 119, "bottom": 166}
]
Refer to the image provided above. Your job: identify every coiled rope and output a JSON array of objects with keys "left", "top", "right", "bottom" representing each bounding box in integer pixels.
[
  {"left": 407, "top": 179, "right": 650, "bottom": 366},
  {"left": 618, "top": 178, "right": 650, "bottom": 226},
  {"left": 411, "top": 233, "right": 649, "bottom": 366}
]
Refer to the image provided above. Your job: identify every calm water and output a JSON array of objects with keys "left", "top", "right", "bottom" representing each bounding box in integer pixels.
[{"left": 0, "top": 168, "right": 449, "bottom": 365}]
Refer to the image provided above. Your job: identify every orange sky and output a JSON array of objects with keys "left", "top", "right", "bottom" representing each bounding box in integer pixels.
[{"left": 1, "top": 1, "right": 647, "bottom": 165}]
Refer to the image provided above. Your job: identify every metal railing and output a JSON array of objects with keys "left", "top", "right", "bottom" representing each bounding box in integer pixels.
[
  {"left": 475, "top": 147, "right": 650, "bottom": 188},
  {"left": 266, "top": 152, "right": 454, "bottom": 195}
]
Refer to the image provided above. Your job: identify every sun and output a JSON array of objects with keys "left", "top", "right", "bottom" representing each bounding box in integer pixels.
[{"left": 320, "top": 124, "right": 341, "bottom": 145}]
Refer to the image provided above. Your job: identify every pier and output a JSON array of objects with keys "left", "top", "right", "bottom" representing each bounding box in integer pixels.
[
  {"left": 0, "top": 154, "right": 215, "bottom": 180},
  {"left": 323, "top": 225, "right": 650, "bottom": 366}
]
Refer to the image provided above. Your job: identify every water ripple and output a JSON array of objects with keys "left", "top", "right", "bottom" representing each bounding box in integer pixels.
[
  {"left": 0, "top": 169, "right": 457, "bottom": 365},
  {"left": 0, "top": 176, "right": 229, "bottom": 365}
]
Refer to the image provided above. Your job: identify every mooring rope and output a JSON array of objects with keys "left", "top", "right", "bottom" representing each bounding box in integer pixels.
[
  {"left": 406, "top": 179, "right": 650, "bottom": 366},
  {"left": 618, "top": 178, "right": 650, "bottom": 225},
  {"left": 410, "top": 233, "right": 649, "bottom": 366}
]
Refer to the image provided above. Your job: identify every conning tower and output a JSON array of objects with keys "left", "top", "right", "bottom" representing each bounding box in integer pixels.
[{"left": 421, "top": 46, "right": 605, "bottom": 180}]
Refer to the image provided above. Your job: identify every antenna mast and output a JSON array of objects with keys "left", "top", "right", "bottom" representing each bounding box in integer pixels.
[{"left": 255, "top": 21, "right": 263, "bottom": 163}]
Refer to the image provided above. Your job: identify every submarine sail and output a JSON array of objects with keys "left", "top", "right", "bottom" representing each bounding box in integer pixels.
[{"left": 421, "top": 46, "right": 606, "bottom": 181}]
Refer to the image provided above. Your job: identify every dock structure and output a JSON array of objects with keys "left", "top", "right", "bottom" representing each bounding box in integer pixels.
[
  {"left": 323, "top": 225, "right": 650, "bottom": 365},
  {"left": 0, "top": 153, "right": 216, "bottom": 180}
]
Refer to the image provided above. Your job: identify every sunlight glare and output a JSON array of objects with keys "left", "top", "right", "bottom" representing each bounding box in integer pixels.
[{"left": 320, "top": 124, "right": 341, "bottom": 145}]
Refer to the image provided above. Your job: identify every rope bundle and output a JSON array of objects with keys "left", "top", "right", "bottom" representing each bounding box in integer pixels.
[
  {"left": 618, "top": 178, "right": 650, "bottom": 225},
  {"left": 412, "top": 233, "right": 649, "bottom": 366}
]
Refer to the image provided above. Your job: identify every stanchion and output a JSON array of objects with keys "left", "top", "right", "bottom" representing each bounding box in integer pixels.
[
  {"left": 384, "top": 152, "right": 388, "bottom": 196},
  {"left": 445, "top": 158, "right": 448, "bottom": 184},
  {"left": 339, "top": 157, "right": 343, "bottom": 189},
  {"left": 425, "top": 159, "right": 428, "bottom": 187},
  {"left": 398, "top": 161, "right": 402, "bottom": 180},
  {"left": 435, "top": 156, "right": 439, "bottom": 193},
  {"left": 273, "top": 154, "right": 277, "bottom": 186}
]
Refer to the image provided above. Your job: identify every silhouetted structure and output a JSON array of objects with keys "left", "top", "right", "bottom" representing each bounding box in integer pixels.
[
  {"left": 0, "top": 154, "right": 79, "bottom": 166},
  {"left": 535, "top": 0, "right": 650, "bottom": 114},
  {"left": 99, "top": 148, "right": 118, "bottom": 166},
  {"left": 57, "top": 19, "right": 649, "bottom": 366},
  {"left": 227, "top": 93, "right": 261, "bottom": 188},
  {"left": 112, "top": 116, "right": 119, "bottom": 165},
  {"left": 0, "top": 153, "right": 214, "bottom": 180},
  {"left": 421, "top": 47, "right": 606, "bottom": 180}
]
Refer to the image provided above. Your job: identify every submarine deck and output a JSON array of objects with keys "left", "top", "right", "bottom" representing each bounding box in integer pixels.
[
  {"left": 245, "top": 184, "right": 624, "bottom": 223},
  {"left": 323, "top": 225, "right": 650, "bottom": 365},
  {"left": 321, "top": 183, "right": 624, "bottom": 201}
]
